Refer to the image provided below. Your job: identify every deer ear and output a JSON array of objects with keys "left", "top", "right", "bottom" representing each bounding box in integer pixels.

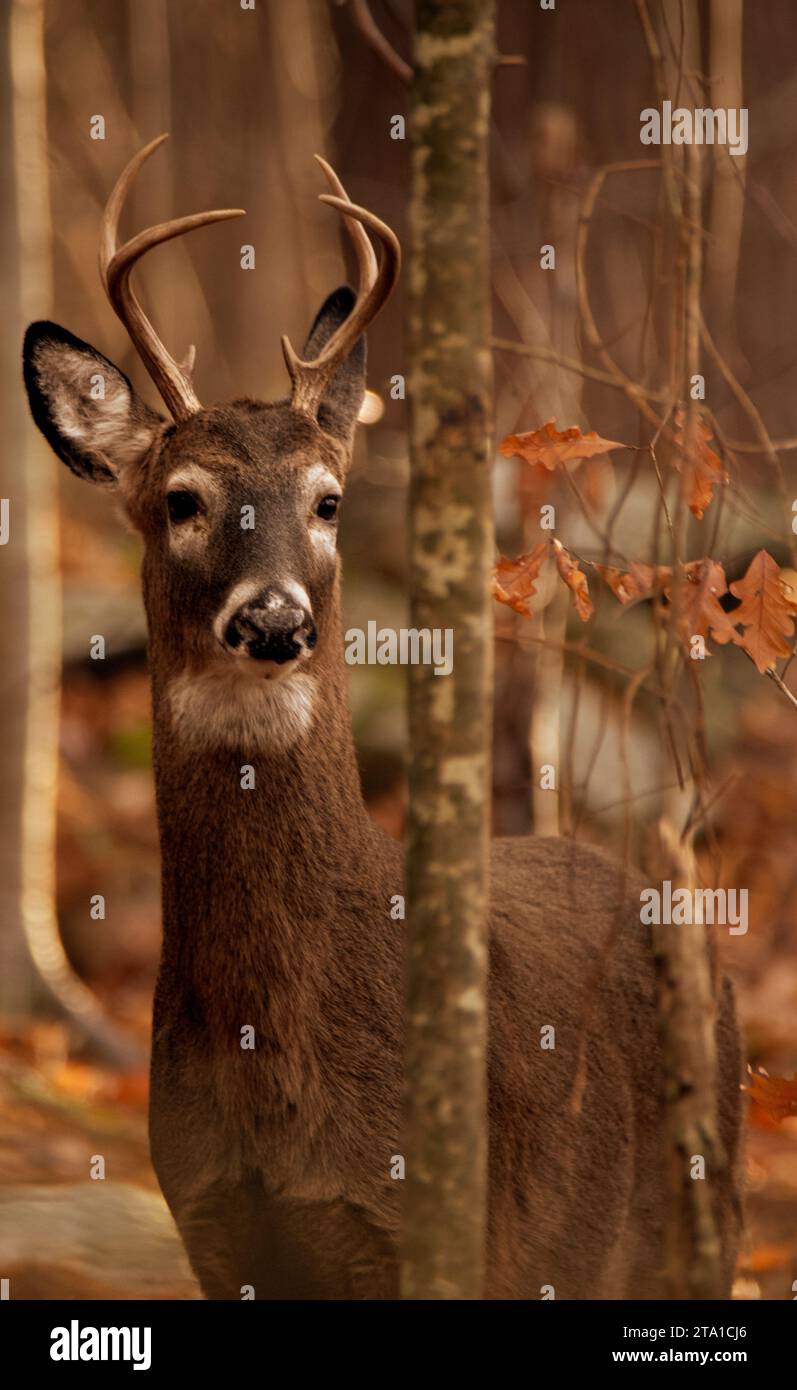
[
  {"left": 23, "top": 321, "right": 163, "bottom": 486},
  {"left": 302, "top": 286, "right": 366, "bottom": 442}
]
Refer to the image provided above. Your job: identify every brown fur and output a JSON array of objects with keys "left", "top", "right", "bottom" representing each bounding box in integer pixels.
[{"left": 23, "top": 307, "right": 743, "bottom": 1300}]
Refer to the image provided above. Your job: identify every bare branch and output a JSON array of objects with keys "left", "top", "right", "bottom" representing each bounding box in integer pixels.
[{"left": 344, "top": 0, "right": 412, "bottom": 85}]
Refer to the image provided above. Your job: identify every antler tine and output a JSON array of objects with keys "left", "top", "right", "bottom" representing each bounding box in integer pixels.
[
  {"left": 313, "top": 155, "right": 377, "bottom": 286},
  {"left": 99, "top": 134, "right": 246, "bottom": 422},
  {"left": 281, "top": 169, "right": 400, "bottom": 419}
]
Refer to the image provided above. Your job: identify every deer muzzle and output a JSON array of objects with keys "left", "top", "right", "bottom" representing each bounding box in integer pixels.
[{"left": 222, "top": 588, "right": 317, "bottom": 670}]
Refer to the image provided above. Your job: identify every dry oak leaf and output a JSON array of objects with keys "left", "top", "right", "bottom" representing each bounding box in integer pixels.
[
  {"left": 594, "top": 561, "right": 672, "bottom": 606},
  {"left": 729, "top": 549, "right": 797, "bottom": 673},
  {"left": 552, "top": 538, "right": 593, "bottom": 621},
  {"left": 744, "top": 1068, "right": 797, "bottom": 1125},
  {"left": 673, "top": 408, "right": 726, "bottom": 520},
  {"left": 678, "top": 558, "right": 738, "bottom": 645},
  {"left": 595, "top": 557, "right": 735, "bottom": 651},
  {"left": 499, "top": 419, "right": 628, "bottom": 471},
  {"left": 492, "top": 542, "right": 548, "bottom": 615}
]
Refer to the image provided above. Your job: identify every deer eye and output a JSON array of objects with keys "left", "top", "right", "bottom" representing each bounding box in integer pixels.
[
  {"left": 167, "top": 490, "right": 200, "bottom": 523},
  {"left": 316, "top": 495, "right": 340, "bottom": 521}
]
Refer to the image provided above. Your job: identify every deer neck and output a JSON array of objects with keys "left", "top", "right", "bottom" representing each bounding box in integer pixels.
[
  {"left": 145, "top": 576, "right": 402, "bottom": 1172},
  {"left": 147, "top": 590, "right": 376, "bottom": 1002}
]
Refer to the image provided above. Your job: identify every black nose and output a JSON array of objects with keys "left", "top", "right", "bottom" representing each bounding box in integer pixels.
[{"left": 224, "top": 592, "right": 316, "bottom": 664}]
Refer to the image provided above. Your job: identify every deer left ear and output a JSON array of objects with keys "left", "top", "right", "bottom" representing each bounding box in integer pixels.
[
  {"left": 302, "top": 286, "right": 366, "bottom": 443},
  {"left": 23, "top": 321, "right": 163, "bottom": 486}
]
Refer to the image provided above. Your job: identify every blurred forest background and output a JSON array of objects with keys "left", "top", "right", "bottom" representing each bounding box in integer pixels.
[{"left": 1, "top": 0, "right": 796, "bottom": 1298}]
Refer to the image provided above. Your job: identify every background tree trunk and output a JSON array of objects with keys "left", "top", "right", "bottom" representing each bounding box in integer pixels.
[
  {"left": 402, "top": 0, "right": 495, "bottom": 1300},
  {"left": 0, "top": 0, "right": 56, "bottom": 1016},
  {"left": 2, "top": 0, "right": 143, "bottom": 1067}
]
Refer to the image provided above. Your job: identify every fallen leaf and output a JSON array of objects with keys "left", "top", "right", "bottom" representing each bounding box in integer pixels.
[
  {"left": 552, "top": 539, "right": 593, "bottom": 621},
  {"left": 500, "top": 419, "right": 628, "bottom": 471},
  {"left": 492, "top": 543, "right": 549, "bottom": 615},
  {"left": 106, "top": 1071, "right": 150, "bottom": 1107},
  {"left": 744, "top": 1243, "right": 791, "bottom": 1273},
  {"left": 730, "top": 550, "right": 797, "bottom": 673},
  {"left": 49, "top": 1061, "right": 106, "bottom": 1101}
]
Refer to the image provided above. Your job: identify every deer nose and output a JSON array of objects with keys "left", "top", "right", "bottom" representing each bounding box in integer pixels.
[{"left": 224, "top": 591, "right": 316, "bottom": 664}]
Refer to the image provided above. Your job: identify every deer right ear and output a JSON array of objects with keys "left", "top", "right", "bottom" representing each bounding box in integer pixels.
[
  {"left": 301, "top": 287, "right": 366, "bottom": 443},
  {"left": 23, "top": 321, "right": 163, "bottom": 486}
]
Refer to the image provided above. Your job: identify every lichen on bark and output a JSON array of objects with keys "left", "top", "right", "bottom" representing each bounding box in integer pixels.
[{"left": 402, "top": 0, "right": 495, "bottom": 1302}]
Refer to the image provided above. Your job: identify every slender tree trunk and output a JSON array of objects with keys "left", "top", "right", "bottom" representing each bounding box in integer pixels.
[
  {"left": 128, "top": 0, "right": 175, "bottom": 354},
  {"left": 703, "top": 0, "right": 746, "bottom": 361},
  {"left": 2, "top": 0, "right": 143, "bottom": 1067},
  {"left": 0, "top": 0, "right": 56, "bottom": 1016},
  {"left": 402, "top": 0, "right": 495, "bottom": 1300},
  {"left": 650, "top": 820, "right": 725, "bottom": 1299},
  {"left": 267, "top": 0, "right": 341, "bottom": 334},
  {"left": 0, "top": 5, "right": 30, "bottom": 1011}
]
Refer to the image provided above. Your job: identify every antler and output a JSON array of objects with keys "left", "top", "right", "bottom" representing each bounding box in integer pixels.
[
  {"left": 281, "top": 156, "right": 400, "bottom": 418},
  {"left": 99, "top": 134, "right": 245, "bottom": 421}
]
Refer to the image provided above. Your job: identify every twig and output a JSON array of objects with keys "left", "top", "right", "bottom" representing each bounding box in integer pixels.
[
  {"left": 343, "top": 0, "right": 411, "bottom": 83},
  {"left": 634, "top": 0, "right": 681, "bottom": 220},
  {"left": 342, "top": 0, "right": 525, "bottom": 84},
  {"left": 575, "top": 161, "right": 675, "bottom": 439},
  {"left": 764, "top": 665, "right": 797, "bottom": 711},
  {"left": 700, "top": 312, "right": 797, "bottom": 566},
  {"left": 491, "top": 335, "right": 667, "bottom": 400}
]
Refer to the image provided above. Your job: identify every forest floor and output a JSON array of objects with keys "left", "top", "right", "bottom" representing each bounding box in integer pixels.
[{"left": 0, "top": 1016, "right": 198, "bottom": 1299}]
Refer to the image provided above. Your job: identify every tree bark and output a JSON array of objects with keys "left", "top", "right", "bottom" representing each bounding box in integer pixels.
[
  {"left": 703, "top": 0, "right": 746, "bottom": 361},
  {"left": 402, "top": 0, "right": 495, "bottom": 1300},
  {"left": 2, "top": 0, "right": 144, "bottom": 1068},
  {"left": 650, "top": 821, "right": 725, "bottom": 1300},
  {"left": 0, "top": 0, "right": 56, "bottom": 1016}
]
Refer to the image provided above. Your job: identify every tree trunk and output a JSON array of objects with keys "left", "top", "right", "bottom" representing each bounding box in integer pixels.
[
  {"left": 2, "top": 0, "right": 144, "bottom": 1068},
  {"left": 402, "top": 0, "right": 495, "bottom": 1301},
  {"left": 0, "top": 0, "right": 56, "bottom": 1017},
  {"left": 703, "top": 0, "right": 746, "bottom": 362}
]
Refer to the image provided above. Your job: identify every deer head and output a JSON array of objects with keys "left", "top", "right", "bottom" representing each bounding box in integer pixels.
[{"left": 23, "top": 136, "right": 399, "bottom": 752}]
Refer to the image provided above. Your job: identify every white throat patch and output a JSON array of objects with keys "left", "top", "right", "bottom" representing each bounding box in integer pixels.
[{"left": 166, "top": 666, "right": 315, "bottom": 752}]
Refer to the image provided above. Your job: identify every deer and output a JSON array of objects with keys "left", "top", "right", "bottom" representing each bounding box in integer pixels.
[{"left": 23, "top": 135, "right": 743, "bottom": 1301}]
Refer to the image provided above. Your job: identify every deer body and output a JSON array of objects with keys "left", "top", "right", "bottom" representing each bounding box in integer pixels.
[
  {"left": 146, "top": 649, "right": 742, "bottom": 1301},
  {"left": 23, "top": 138, "right": 743, "bottom": 1300}
]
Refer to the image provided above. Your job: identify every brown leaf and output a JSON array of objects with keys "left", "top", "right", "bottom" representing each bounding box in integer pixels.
[
  {"left": 492, "top": 543, "right": 549, "bottom": 615},
  {"left": 499, "top": 419, "right": 628, "bottom": 472},
  {"left": 596, "top": 557, "right": 737, "bottom": 653},
  {"left": 730, "top": 550, "right": 797, "bottom": 673},
  {"left": 744, "top": 1068, "right": 797, "bottom": 1125},
  {"left": 594, "top": 561, "right": 672, "bottom": 605},
  {"left": 678, "top": 558, "right": 737, "bottom": 645},
  {"left": 673, "top": 408, "right": 726, "bottom": 520},
  {"left": 552, "top": 539, "right": 593, "bottom": 621}
]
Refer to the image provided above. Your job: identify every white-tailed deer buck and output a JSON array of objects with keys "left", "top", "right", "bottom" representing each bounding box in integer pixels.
[{"left": 23, "top": 136, "right": 742, "bottom": 1300}]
